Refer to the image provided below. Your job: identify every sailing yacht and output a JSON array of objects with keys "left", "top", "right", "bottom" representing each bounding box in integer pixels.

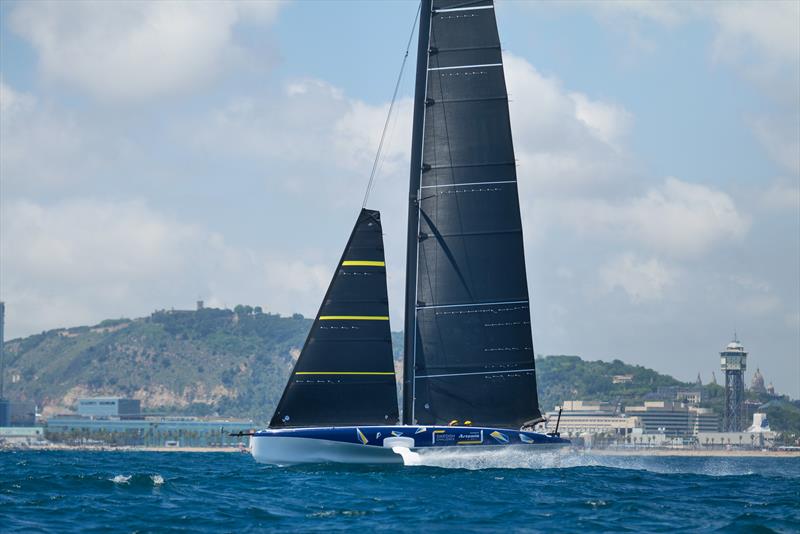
[{"left": 250, "top": 0, "right": 569, "bottom": 465}]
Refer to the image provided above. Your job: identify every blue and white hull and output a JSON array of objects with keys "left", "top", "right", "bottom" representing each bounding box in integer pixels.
[{"left": 250, "top": 426, "right": 569, "bottom": 465}]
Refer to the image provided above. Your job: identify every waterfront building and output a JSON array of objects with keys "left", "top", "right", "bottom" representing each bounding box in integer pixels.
[
  {"left": 698, "top": 413, "right": 776, "bottom": 449},
  {"left": 77, "top": 397, "right": 141, "bottom": 419},
  {"left": 0, "top": 426, "right": 45, "bottom": 447},
  {"left": 0, "top": 399, "right": 9, "bottom": 428},
  {"left": 8, "top": 401, "right": 36, "bottom": 426},
  {"left": 624, "top": 401, "right": 719, "bottom": 437},
  {"left": 545, "top": 401, "right": 640, "bottom": 438},
  {"left": 45, "top": 416, "right": 254, "bottom": 447}
]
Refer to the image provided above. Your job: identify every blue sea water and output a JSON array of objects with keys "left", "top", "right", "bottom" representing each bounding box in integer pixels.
[{"left": 1, "top": 450, "right": 798, "bottom": 533}]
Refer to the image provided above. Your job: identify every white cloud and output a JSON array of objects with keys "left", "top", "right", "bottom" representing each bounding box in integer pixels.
[
  {"left": 0, "top": 198, "right": 329, "bottom": 338},
  {"left": 560, "top": 1, "right": 800, "bottom": 67},
  {"left": 549, "top": 1, "right": 800, "bottom": 176},
  {"left": 0, "top": 81, "right": 92, "bottom": 191},
  {"left": 569, "top": 92, "right": 633, "bottom": 149},
  {"left": 191, "top": 78, "right": 412, "bottom": 183},
  {"left": 0, "top": 79, "right": 35, "bottom": 114},
  {"left": 739, "top": 294, "right": 782, "bottom": 317},
  {"left": 709, "top": 2, "right": 800, "bottom": 67},
  {"left": 760, "top": 181, "right": 800, "bottom": 211},
  {"left": 752, "top": 115, "right": 800, "bottom": 175},
  {"left": 504, "top": 53, "right": 636, "bottom": 196},
  {"left": 9, "top": 0, "right": 283, "bottom": 101},
  {"left": 600, "top": 253, "right": 678, "bottom": 303},
  {"left": 501, "top": 54, "right": 750, "bottom": 259},
  {"left": 564, "top": 177, "right": 751, "bottom": 257}
]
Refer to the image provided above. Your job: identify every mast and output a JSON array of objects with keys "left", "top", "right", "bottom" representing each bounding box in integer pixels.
[{"left": 402, "top": 0, "right": 432, "bottom": 425}]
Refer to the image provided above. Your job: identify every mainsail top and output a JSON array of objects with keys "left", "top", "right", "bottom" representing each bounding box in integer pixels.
[
  {"left": 403, "top": 0, "right": 543, "bottom": 428},
  {"left": 271, "top": 209, "right": 399, "bottom": 428}
]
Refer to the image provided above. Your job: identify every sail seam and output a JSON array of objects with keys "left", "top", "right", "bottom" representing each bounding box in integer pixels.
[
  {"left": 295, "top": 372, "right": 395, "bottom": 376},
  {"left": 419, "top": 229, "right": 521, "bottom": 239},
  {"left": 434, "top": 5, "right": 493, "bottom": 13},
  {"left": 426, "top": 161, "right": 515, "bottom": 170},
  {"left": 428, "top": 95, "right": 507, "bottom": 105},
  {"left": 416, "top": 300, "right": 528, "bottom": 310},
  {"left": 319, "top": 316, "right": 389, "bottom": 321},
  {"left": 431, "top": 45, "right": 500, "bottom": 53},
  {"left": 421, "top": 180, "right": 516, "bottom": 189},
  {"left": 428, "top": 63, "right": 502, "bottom": 71},
  {"left": 416, "top": 368, "right": 536, "bottom": 379}
]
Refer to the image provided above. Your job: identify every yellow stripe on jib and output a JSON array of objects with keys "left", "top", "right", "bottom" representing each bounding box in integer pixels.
[
  {"left": 318, "top": 316, "right": 389, "bottom": 321},
  {"left": 341, "top": 260, "right": 385, "bottom": 267},
  {"left": 295, "top": 372, "right": 395, "bottom": 375}
]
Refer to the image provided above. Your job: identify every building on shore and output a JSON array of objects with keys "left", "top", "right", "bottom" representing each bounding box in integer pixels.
[
  {"left": 7, "top": 401, "right": 36, "bottom": 426},
  {"left": 0, "top": 426, "right": 46, "bottom": 447},
  {"left": 698, "top": 413, "right": 776, "bottom": 449},
  {"left": 41, "top": 395, "right": 254, "bottom": 447},
  {"left": 45, "top": 416, "right": 254, "bottom": 447},
  {"left": 545, "top": 401, "right": 640, "bottom": 438},
  {"left": 77, "top": 397, "right": 141, "bottom": 420},
  {"left": 624, "top": 401, "right": 719, "bottom": 437}
]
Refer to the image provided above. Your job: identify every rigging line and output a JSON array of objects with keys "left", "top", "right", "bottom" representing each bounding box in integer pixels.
[{"left": 361, "top": 1, "right": 421, "bottom": 209}]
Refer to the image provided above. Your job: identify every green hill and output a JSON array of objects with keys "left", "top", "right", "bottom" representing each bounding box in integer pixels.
[
  {"left": 3, "top": 307, "right": 796, "bottom": 436},
  {"left": 535, "top": 354, "right": 686, "bottom": 412},
  {"left": 3, "top": 308, "right": 311, "bottom": 421}
]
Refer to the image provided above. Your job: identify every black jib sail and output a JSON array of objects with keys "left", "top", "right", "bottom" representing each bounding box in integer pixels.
[
  {"left": 270, "top": 209, "right": 399, "bottom": 428},
  {"left": 403, "top": 0, "right": 543, "bottom": 428}
]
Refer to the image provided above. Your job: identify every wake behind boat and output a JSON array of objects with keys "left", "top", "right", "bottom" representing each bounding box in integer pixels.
[{"left": 250, "top": 0, "right": 570, "bottom": 465}]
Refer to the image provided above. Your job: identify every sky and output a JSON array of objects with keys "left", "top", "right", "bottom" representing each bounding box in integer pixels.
[{"left": 0, "top": 0, "right": 798, "bottom": 396}]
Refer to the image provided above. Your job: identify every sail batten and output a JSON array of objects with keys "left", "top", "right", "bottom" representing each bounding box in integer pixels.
[
  {"left": 270, "top": 209, "right": 399, "bottom": 428},
  {"left": 403, "top": 0, "right": 542, "bottom": 428}
]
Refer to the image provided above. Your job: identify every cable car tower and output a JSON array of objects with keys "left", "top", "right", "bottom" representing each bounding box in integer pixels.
[{"left": 720, "top": 335, "right": 747, "bottom": 431}]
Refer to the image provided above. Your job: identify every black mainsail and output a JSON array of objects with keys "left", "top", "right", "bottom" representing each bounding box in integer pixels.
[
  {"left": 403, "top": 0, "right": 543, "bottom": 428},
  {"left": 271, "top": 209, "right": 399, "bottom": 428}
]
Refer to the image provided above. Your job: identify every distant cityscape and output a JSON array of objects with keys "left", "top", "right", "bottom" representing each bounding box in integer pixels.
[
  {"left": 0, "top": 300, "right": 796, "bottom": 450},
  {"left": 538, "top": 337, "right": 781, "bottom": 450}
]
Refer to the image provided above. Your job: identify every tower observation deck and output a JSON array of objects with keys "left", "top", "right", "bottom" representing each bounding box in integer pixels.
[{"left": 720, "top": 336, "right": 747, "bottom": 432}]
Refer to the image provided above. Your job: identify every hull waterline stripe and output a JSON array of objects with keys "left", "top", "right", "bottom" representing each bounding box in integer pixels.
[
  {"left": 342, "top": 260, "right": 385, "bottom": 267},
  {"left": 295, "top": 372, "right": 395, "bottom": 376},
  {"left": 434, "top": 5, "right": 494, "bottom": 14},
  {"left": 416, "top": 300, "right": 528, "bottom": 310},
  {"left": 428, "top": 63, "right": 502, "bottom": 71},
  {"left": 319, "top": 316, "right": 390, "bottom": 320},
  {"left": 416, "top": 368, "right": 536, "bottom": 379}
]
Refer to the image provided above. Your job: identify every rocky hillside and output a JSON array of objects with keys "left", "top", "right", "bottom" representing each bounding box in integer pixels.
[{"left": 2, "top": 308, "right": 312, "bottom": 421}]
